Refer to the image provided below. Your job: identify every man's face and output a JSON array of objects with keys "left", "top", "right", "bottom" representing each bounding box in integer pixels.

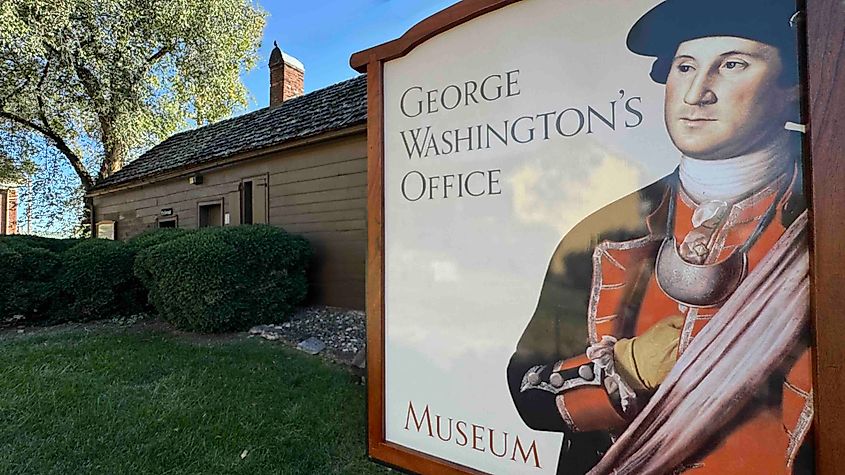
[{"left": 664, "top": 36, "right": 795, "bottom": 160}]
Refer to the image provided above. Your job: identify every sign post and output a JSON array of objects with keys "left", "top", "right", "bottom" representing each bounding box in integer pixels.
[{"left": 352, "top": 1, "right": 844, "bottom": 473}]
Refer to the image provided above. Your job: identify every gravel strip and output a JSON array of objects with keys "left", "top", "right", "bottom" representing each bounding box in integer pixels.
[{"left": 249, "top": 306, "right": 366, "bottom": 367}]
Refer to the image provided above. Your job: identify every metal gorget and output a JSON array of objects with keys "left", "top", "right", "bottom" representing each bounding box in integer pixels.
[{"left": 654, "top": 179, "right": 786, "bottom": 308}]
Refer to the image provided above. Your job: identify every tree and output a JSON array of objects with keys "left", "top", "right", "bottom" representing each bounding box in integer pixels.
[
  {"left": 0, "top": 0, "right": 266, "bottom": 192},
  {"left": 0, "top": 122, "right": 36, "bottom": 184},
  {"left": 0, "top": 152, "right": 30, "bottom": 185}
]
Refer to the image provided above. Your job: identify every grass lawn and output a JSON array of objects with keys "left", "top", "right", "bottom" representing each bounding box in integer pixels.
[{"left": 0, "top": 323, "right": 390, "bottom": 475}]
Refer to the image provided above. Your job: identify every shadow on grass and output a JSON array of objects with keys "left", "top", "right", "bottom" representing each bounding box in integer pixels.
[{"left": 0, "top": 325, "right": 390, "bottom": 475}]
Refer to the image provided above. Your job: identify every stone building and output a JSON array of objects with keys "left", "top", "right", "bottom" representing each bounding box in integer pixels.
[{"left": 87, "top": 44, "right": 368, "bottom": 309}]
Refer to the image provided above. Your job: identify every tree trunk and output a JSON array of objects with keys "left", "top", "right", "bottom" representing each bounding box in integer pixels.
[
  {"left": 97, "top": 119, "right": 129, "bottom": 182},
  {"left": 99, "top": 140, "right": 128, "bottom": 181}
]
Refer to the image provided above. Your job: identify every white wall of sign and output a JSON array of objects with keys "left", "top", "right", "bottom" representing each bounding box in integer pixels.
[{"left": 382, "top": 0, "right": 674, "bottom": 472}]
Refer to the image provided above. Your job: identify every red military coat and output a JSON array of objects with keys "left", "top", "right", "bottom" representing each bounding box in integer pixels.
[{"left": 508, "top": 168, "right": 812, "bottom": 474}]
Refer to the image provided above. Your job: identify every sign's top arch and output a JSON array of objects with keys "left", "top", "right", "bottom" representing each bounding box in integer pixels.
[{"left": 350, "top": 0, "right": 518, "bottom": 72}]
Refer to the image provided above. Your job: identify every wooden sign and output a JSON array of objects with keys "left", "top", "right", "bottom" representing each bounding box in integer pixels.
[{"left": 351, "top": 0, "right": 844, "bottom": 473}]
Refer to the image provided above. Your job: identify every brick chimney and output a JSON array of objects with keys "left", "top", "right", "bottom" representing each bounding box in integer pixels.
[{"left": 269, "top": 41, "right": 304, "bottom": 107}]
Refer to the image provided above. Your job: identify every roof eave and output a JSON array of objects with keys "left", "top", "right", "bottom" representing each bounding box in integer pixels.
[{"left": 86, "top": 123, "right": 367, "bottom": 197}]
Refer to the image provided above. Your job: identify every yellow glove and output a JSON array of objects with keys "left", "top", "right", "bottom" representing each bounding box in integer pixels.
[{"left": 613, "top": 315, "right": 684, "bottom": 392}]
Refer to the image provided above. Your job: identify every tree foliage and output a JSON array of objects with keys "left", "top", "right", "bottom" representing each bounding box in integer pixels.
[
  {"left": 0, "top": 122, "right": 36, "bottom": 183},
  {"left": 0, "top": 0, "right": 266, "bottom": 190}
]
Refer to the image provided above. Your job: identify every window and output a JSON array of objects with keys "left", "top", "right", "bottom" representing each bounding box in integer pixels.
[
  {"left": 198, "top": 200, "right": 223, "bottom": 228},
  {"left": 240, "top": 175, "right": 268, "bottom": 225},
  {"left": 158, "top": 217, "right": 178, "bottom": 229},
  {"left": 241, "top": 181, "right": 253, "bottom": 225},
  {"left": 96, "top": 220, "right": 116, "bottom": 240}
]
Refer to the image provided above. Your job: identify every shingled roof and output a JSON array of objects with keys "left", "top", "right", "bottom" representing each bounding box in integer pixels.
[{"left": 91, "top": 74, "right": 367, "bottom": 191}]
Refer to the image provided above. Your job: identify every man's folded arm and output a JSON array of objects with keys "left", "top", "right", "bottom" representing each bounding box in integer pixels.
[
  {"left": 508, "top": 352, "right": 628, "bottom": 433},
  {"left": 508, "top": 315, "right": 683, "bottom": 433}
]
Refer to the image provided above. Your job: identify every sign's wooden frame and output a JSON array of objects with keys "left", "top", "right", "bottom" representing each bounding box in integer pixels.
[{"left": 351, "top": 0, "right": 844, "bottom": 473}]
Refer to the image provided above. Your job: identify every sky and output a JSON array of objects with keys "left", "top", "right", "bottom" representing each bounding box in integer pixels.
[{"left": 241, "top": 0, "right": 459, "bottom": 112}]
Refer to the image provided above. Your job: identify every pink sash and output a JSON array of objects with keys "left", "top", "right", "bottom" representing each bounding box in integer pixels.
[{"left": 589, "top": 211, "right": 810, "bottom": 475}]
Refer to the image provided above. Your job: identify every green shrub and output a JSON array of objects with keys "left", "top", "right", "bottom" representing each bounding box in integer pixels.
[
  {"left": 135, "top": 225, "right": 312, "bottom": 333},
  {"left": 51, "top": 239, "right": 145, "bottom": 323},
  {"left": 126, "top": 228, "right": 194, "bottom": 252},
  {"left": 0, "top": 240, "right": 61, "bottom": 320},
  {"left": 0, "top": 235, "right": 80, "bottom": 253},
  {"left": 128, "top": 228, "right": 195, "bottom": 291}
]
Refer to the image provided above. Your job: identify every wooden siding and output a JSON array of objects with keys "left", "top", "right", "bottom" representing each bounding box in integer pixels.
[{"left": 92, "top": 133, "right": 367, "bottom": 309}]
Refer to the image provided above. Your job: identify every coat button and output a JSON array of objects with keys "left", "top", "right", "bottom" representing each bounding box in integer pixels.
[
  {"left": 578, "top": 365, "right": 594, "bottom": 380},
  {"left": 549, "top": 372, "right": 564, "bottom": 388},
  {"left": 527, "top": 371, "right": 540, "bottom": 385}
]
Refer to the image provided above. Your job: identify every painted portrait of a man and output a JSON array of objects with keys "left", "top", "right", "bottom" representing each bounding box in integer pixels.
[{"left": 507, "top": 0, "right": 812, "bottom": 473}]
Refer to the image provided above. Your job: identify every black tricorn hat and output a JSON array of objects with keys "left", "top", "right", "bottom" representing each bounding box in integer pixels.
[{"left": 627, "top": 0, "right": 801, "bottom": 84}]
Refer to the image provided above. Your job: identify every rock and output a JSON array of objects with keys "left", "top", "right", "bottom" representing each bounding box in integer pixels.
[
  {"left": 249, "top": 325, "right": 274, "bottom": 335},
  {"left": 251, "top": 306, "right": 366, "bottom": 366},
  {"left": 352, "top": 347, "right": 366, "bottom": 369},
  {"left": 297, "top": 337, "right": 326, "bottom": 355}
]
